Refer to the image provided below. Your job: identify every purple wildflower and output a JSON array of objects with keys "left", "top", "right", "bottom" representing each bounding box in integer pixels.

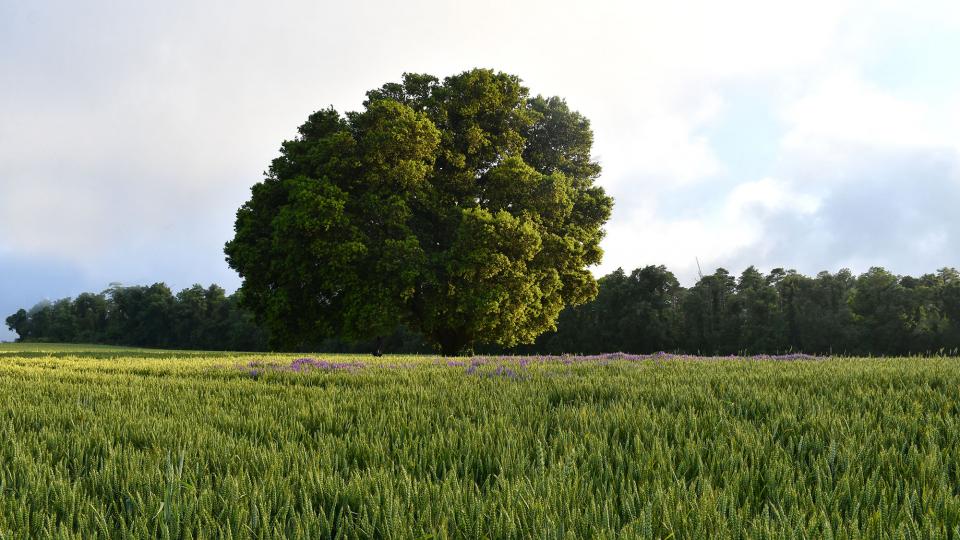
[
  {"left": 491, "top": 365, "right": 519, "bottom": 379},
  {"left": 288, "top": 357, "right": 363, "bottom": 372}
]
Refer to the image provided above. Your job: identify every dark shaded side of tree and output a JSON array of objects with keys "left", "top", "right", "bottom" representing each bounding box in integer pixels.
[
  {"left": 8, "top": 265, "right": 960, "bottom": 355},
  {"left": 513, "top": 265, "right": 960, "bottom": 356}
]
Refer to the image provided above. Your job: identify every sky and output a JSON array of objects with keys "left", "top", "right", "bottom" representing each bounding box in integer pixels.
[{"left": 2, "top": 0, "right": 960, "bottom": 340}]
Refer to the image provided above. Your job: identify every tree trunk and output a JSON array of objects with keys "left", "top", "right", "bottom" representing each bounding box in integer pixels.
[
  {"left": 372, "top": 336, "right": 383, "bottom": 357},
  {"left": 437, "top": 330, "right": 469, "bottom": 357}
]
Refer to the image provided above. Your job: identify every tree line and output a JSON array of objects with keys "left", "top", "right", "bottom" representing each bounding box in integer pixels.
[
  {"left": 7, "top": 265, "right": 960, "bottom": 356},
  {"left": 522, "top": 265, "right": 960, "bottom": 356},
  {"left": 4, "top": 283, "right": 269, "bottom": 351},
  {"left": 2, "top": 282, "right": 430, "bottom": 353}
]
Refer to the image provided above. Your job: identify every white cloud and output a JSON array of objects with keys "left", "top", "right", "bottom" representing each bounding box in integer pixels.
[
  {"left": 596, "top": 94, "right": 723, "bottom": 192},
  {"left": 598, "top": 177, "right": 821, "bottom": 281},
  {"left": 782, "top": 73, "right": 944, "bottom": 157},
  {"left": 725, "top": 177, "right": 820, "bottom": 217}
]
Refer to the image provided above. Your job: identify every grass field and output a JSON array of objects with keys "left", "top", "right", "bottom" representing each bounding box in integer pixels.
[{"left": 1, "top": 345, "right": 960, "bottom": 538}]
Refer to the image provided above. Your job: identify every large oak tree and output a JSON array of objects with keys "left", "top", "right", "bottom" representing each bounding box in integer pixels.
[{"left": 225, "top": 69, "right": 613, "bottom": 355}]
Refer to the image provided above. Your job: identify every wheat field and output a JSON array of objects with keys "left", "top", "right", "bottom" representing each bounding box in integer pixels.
[{"left": 1, "top": 344, "right": 959, "bottom": 538}]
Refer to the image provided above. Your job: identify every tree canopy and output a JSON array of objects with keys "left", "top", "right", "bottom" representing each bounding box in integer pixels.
[{"left": 224, "top": 69, "right": 613, "bottom": 355}]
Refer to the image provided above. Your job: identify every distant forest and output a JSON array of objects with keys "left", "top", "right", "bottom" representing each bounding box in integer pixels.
[{"left": 7, "top": 265, "right": 960, "bottom": 356}]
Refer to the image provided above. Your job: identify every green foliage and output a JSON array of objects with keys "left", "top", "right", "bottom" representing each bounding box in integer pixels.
[
  {"left": 3, "top": 347, "right": 960, "bottom": 537},
  {"left": 4, "top": 309, "right": 29, "bottom": 340},
  {"left": 225, "top": 69, "right": 613, "bottom": 355},
  {"left": 4, "top": 284, "right": 268, "bottom": 351},
  {"left": 529, "top": 266, "right": 683, "bottom": 355},
  {"left": 531, "top": 265, "right": 960, "bottom": 356},
  {"left": 10, "top": 265, "right": 960, "bottom": 356}
]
